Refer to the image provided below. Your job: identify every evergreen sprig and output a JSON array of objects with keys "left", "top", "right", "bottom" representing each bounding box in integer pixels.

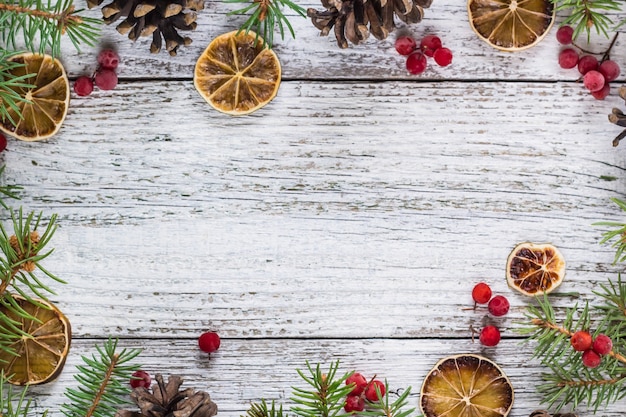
[
  {"left": 595, "top": 197, "right": 626, "bottom": 264},
  {"left": 226, "top": 0, "right": 306, "bottom": 49},
  {"left": 521, "top": 286, "right": 626, "bottom": 412},
  {"left": 363, "top": 382, "right": 415, "bottom": 417},
  {"left": 0, "top": 370, "right": 40, "bottom": 417},
  {"left": 0, "top": 51, "right": 35, "bottom": 129},
  {"left": 244, "top": 400, "right": 289, "bottom": 417},
  {"left": 0, "top": 0, "right": 101, "bottom": 56},
  {"left": 0, "top": 165, "right": 21, "bottom": 211},
  {"left": 61, "top": 338, "right": 142, "bottom": 417},
  {"left": 553, "top": 0, "right": 625, "bottom": 40}
]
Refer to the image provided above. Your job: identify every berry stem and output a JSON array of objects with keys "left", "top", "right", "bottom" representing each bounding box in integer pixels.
[{"left": 572, "top": 32, "right": 619, "bottom": 63}]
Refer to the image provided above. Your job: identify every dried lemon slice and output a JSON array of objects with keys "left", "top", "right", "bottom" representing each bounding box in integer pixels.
[
  {"left": 506, "top": 242, "right": 565, "bottom": 296},
  {"left": 420, "top": 354, "right": 514, "bottom": 417},
  {"left": 467, "top": 0, "right": 555, "bottom": 51},
  {"left": 0, "top": 295, "right": 71, "bottom": 385},
  {"left": 0, "top": 53, "right": 70, "bottom": 141},
  {"left": 194, "top": 31, "right": 281, "bottom": 115}
]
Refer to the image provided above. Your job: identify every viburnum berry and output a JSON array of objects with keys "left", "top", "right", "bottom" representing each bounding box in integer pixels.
[
  {"left": 198, "top": 331, "right": 221, "bottom": 353},
  {"left": 556, "top": 25, "right": 574, "bottom": 45},
  {"left": 577, "top": 55, "right": 599, "bottom": 75},
  {"left": 592, "top": 334, "right": 613, "bottom": 355},
  {"left": 487, "top": 295, "right": 510, "bottom": 316},
  {"left": 97, "top": 49, "right": 120, "bottom": 70},
  {"left": 346, "top": 372, "right": 368, "bottom": 396},
  {"left": 365, "top": 380, "right": 386, "bottom": 402},
  {"left": 406, "top": 51, "right": 427, "bottom": 75},
  {"left": 591, "top": 83, "right": 610, "bottom": 100},
  {"left": 420, "top": 35, "right": 442, "bottom": 57},
  {"left": 130, "top": 370, "right": 151, "bottom": 389},
  {"left": 74, "top": 76, "right": 94, "bottom": 97},
  {"left": 570, "top": 330, "right": 593, "bottom": 352},
  {"left": 558, "top": 48, "right": 579, "bottom": 69},
  {"left": 395, "top": 36, "right": 417, "bottom": 56},
  {"left": 582, "top": 349, "right": 602, "bottom": 368},
  {"left": 479, "top": 325, "right": 501, "bottom": 347},
  {"left": 94, "top": 69, "right": 118, "bottom": 91},
  {"left": 433, "top": 47, "right": 453, "bottom": 67},
  {"left": 599, "top": 60, "right": 621, "bottom": 82},
  {"left": 472, "top": 282, "right": 492, "bottom": 304},
  {"left": 344, "top": 395, "right": 365, "bottom": 413},
  {"left": 0, "top": 133, "right": 7, "bottom": 153},
  {"left": 583, "top": 70, "right": 605, "bottom": 92}
]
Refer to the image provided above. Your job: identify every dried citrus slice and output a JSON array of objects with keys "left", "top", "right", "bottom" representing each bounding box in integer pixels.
[
  {"left": 467, "top": 0, "right": 555, "bottom": 51},
  {"left": 194, "top": 30, "right": 281, "bottom": 115},
  {"left": 506, "top": 242, "right": 565, "bottom": 296},
  {"left": 0, "top": 295, "right": 71, "bottom": 385},
  {"left": 420, "top": 354, "right": 514, "bottom": 417},
  {"left": 0, "top": 53, "right": 70, "bottom": 141}
]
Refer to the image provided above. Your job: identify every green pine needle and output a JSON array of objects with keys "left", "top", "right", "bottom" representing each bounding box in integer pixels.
[
  {"left": 243, "top": 400, "right": 290, "bottom": 417},
  {"left": 226, "top": 0, "right": 306, "bottom": 49},
  {"left": 553, "top": 0, "right": 624, "bottom": 40},
  {"left": 595, "top": 197, "right": 626, "bottom": 264},
  {"left": 0, "top": 371, "right": 38, "bottom": 417}
]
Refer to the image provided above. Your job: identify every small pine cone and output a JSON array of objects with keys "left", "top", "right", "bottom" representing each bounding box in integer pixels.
[
  {"left": 308, "top": 0, "right": 430, "bottom": 48},
  {"left": 88, "top": 0, "right": 204, "bottom": 55}
]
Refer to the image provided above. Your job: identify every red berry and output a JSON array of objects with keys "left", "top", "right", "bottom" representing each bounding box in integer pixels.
[
  {"left": 74, "top": 76, "right": 94, "bottom": 97},
  {"left": 344, "top": 395, "right": 365, "bottom": 413},
  {"left": 591, "top": 83, "right": 610, "bottom": 100},
  {"left": 577, "top": 55, "right": 599, "bottom": 75},
  {"left": 592, "top": 334, "right": 613, "bottom": 355},
  {"left": 406, "top": 51, "right": 427, "bottom": 75},
  {"left": 582, "top": 349, "right": 602, "bottom": 368},
  {"left": 558, "top": 48, "right": 579, "bottom": 69},
  {"left": 583, "top": 70, "right": 605, "bottom": 92},
  {"left": 479, "top": 325, "right": 501, "bottom": 347},
  {"left": 130, "top": 370, "right": 151, "bottom": 389},
  {"left": 556, "top": 25, "right": 574, "bottom": 45},
  {"left": 365, "top": 380, "right": 386, "bottom": 402},
  {"left": 198, "top": 331, "right": 221, "bottom": 353},
  {"left": 433, "top": 47, "right": 453, "bottom": 67},
  {"left": 346, "top": 372, "right": 368, "bottom": 396},
  {"left": 0, "top": 133, "right": 7, "bottom": 153},
  {"left": 472, "top": 282, "right": 492, "bottom": 304},
  {"left": 97, "top": 49, "right": 120, "bottom": 70},
  {"left": 395, "top": 36, "right": 417, "bottom": 56},
  {"left": 599, "top": 60, "right": 621, "bottom": 82},
  {"left": 570, "top": 330, "right": 593, "bottom": 352},
  {"left": 487, "top": 295, "right": 510, "bottom": 316},
  {"left": 94, "top": 69, "right": 118, "bottom": 91},
  {"left": 420, "top": 35, "right": 442, "bottom": 57}
]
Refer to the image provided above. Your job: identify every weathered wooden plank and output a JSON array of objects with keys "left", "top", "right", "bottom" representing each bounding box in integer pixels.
[
  {"left": 26, "top": 338, "right": 624, "bottom": 417},
  {"left": 60, "top": 1, "right": 626, "bottom": 81},
  {"left": 0, "top": 80, "right": 622, "bottom": 338}
]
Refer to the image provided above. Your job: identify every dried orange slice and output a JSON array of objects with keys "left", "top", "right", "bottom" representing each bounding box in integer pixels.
[
  {"left": 194, "top": 31, "right": 281, "bottom": 115},
  {"left": 420, "top": 354, "right": 514, "bottom": 417},
  {"left": 506, "top": 242, "right": 565, "bottom": 296},
  {"left": 0, "top": 295, "right": 71, "bottom": 385},
  {"left": 0, "top": 53, "right": 70, "bottom": 141},
  {"left": 467, "top": 0, "right": 555, "bottom": 51}
]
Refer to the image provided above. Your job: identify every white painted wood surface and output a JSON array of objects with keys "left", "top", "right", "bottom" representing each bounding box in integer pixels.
[{"left": 3, "top": 0, "right": 626, "bottom": 416}]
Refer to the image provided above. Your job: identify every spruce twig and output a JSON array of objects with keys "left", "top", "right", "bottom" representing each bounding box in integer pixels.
[
  {"left": 226, "top": 0, "right": 306, "bottom": 49},
  {"left": 0, "top": 0, "right": 101, "bottom": 56},
  {"left": 0, "top": 165, "right": 21, "bottom": 210},
  {"left": 594, "top": 197, "right": 626, "bottom": 264},
  {"left": 290, "top": 360, "right": 353, "bottom": 417},
  {"left": 0, "top": 370, "right": 36, "bottom": 417},
  {"left": 61, "top": 338, "right": 142, "bottom": 417},
  {"left": 553, "top": 0, "right": 624, "bottom": 40}
]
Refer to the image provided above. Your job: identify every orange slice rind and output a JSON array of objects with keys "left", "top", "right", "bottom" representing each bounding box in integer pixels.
[{"left": 506, "top": 242, "right": 566, "bottom": 296}]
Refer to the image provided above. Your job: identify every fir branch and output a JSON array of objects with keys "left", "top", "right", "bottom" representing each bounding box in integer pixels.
[
  {"left": 553, "top": 0, "right": 624, "bottom": 40},
  {"left": 594, "top": 197, "right": 626, "bottom": 264},
  {"left": 226, "top": 0, "right": 306, "bottom": 49},
  {"left": 0, "top": 0, "right": 101, "bottom": 56},
  {"left": 62, "top": 338, "right": 142, "bottom": 417},
  {"left": 0, "top": 371, "right": 39, "bottom": 417},
  {"left": 0, "top": 49, "right": 35, "bottom": 128},
  {"left": 363, "top": 383, "right": 416, "bottom": 417},
  {"left": 244, "top": 400, "right": 290, "bottom": 417},
  {"left": 0, "top": 164, "right": 22, "bottom": 210},
  {"left": 290, "top": 360, "right": 353, "bottom": 417}
]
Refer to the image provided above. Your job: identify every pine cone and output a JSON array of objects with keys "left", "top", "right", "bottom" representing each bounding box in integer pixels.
[
  {"left": 307, "top": 0, "right": 431, "bottom": 48},
  {"left": 87, "top": 0, "right": 205, "bottom": 56},
  {"left": 115, "top": 374, "right": 218, "bottom": 417}
]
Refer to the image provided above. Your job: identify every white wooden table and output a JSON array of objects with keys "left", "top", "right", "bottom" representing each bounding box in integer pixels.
[{"left": 7, "top": 1, "right": 626, "bottom": 416}]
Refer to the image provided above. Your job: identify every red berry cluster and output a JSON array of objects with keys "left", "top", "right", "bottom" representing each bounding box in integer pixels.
[
  {"left": 570, "top": 330, "right": 613, "bottom": 368},
  {"left": 471, "top": 282, "right": 511, "bottom": 347},
  {"left": 394, "top": 34, "right": 453, "bottom": 75},
  {"left": 343, "top": 373, "right": 386, "bottom": 413},
  {"left": 556, "top": 25, "right": 621, "bottom": 100},
  {"left": 73, "top": 49, "right": 120, "bottom": 97}
]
